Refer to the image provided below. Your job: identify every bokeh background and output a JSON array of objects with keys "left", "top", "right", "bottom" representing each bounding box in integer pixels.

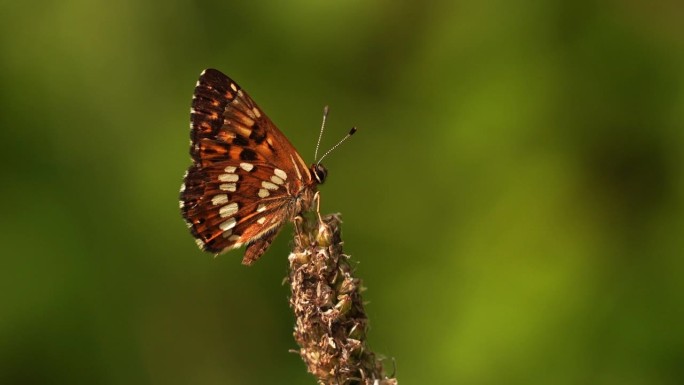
[{"left": 2, "top": 1, "right": 683, "bottom": 384}]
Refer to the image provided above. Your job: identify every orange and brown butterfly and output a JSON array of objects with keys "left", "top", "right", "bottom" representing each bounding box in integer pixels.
[{"left": 180, "top": 69, "right": 354, "bottom": 265}]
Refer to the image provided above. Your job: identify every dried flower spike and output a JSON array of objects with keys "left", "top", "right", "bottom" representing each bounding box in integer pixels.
[{"left": 288, "top": 213, "right": 397, "bottom": 385}]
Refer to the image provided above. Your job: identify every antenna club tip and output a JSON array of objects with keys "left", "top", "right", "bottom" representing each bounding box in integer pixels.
[
  {"left": 349, "top": 127, "right": 357, "bottom": 135},
  {"left": 323, "top": 105, "right": 329, "bottom": 113}
]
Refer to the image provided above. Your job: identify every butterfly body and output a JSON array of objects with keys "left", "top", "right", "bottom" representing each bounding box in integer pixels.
[{"left": 180, "top": 69, "right": 326, "bottom": 265}]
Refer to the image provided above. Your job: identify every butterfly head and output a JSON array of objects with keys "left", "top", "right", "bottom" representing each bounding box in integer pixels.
[{"left": 311, "top": 163, "right": 328, "bottom": 184}]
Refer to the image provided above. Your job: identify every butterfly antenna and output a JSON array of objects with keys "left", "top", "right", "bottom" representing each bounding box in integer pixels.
[
  {"left": 313, "top": 105, "right": 329, "bottom": 161},
  {"left": 316, "top": 127, "right": 357, "bottom": 165}
]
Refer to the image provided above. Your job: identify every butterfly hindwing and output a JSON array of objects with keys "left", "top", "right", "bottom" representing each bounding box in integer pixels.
[{"left": 181, "top": 159, "right": 294, "bottom": 256}]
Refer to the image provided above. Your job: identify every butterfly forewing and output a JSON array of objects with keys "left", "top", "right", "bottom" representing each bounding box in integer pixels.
[
  {"left": 181, "top": 69, "right": 320, "bottom": 265},
  {"left": 190, "top": 69, "right": 310, "bottom": 174}
]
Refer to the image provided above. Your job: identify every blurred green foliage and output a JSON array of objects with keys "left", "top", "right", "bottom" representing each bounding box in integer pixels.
[{"left": 1, "top": 1, "right": 683, "bottom": 384}]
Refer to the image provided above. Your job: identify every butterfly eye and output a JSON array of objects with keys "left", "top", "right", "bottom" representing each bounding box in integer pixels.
[{"left": 311, "top": 164, "right": 328, "bottom": 184}]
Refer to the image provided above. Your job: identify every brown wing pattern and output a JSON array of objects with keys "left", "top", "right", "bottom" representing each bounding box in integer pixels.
[
  {"left": 181, "top": 160, "right": 293, "bottom": 253},
  {"left": 189, "top": 69, "right": 310, "bottom": 181},
  {"left": 181, "top": 69, "right": 313, "bottom": 264}
]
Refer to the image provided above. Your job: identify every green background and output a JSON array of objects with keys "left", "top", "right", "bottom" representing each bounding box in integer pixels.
[{"left": 2, "top": 1, "right": 683, "bottom": 384}]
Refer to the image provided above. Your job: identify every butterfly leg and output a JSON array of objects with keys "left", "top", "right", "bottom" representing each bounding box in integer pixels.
[
  {"left": 293, "top": 215, "right": 304, "bottom": 237},
  {"left": 313, "top": 191, "right": 323, "bottom": 224}
]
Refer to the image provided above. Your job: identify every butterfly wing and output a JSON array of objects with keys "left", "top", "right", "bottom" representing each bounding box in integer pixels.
[
  {"left": 189, "top": 69, "right": 310, "bottom": 177},
  {"left": 181, "top": 160, "right": 293, "bottom": 257},
  {"left": 181, "top": 69, "right": 312, "bottom": 264}
]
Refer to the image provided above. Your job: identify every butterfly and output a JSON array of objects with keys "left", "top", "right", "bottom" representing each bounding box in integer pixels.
[{"left": 180, "top": 69, "right": 354, "bottom": 265}]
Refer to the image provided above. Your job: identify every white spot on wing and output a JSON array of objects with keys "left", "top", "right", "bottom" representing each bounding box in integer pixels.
[
  {"left": 239, "top": 162, "right": 254, "bottom": 172},
  {"left": 252, "top": 107, "right": 261, "bottom": 118},
  {"left": 257, "top": 203, "right": 267, "bottom": 212},
  {"left": 180, "top": 183, "right": 186, "bottom": 192},
  {"left": 258, "top": 188, "right": 270, "bottom": 198},
  {"left": 220, "top": 202, "right": 239, "bottom": 218},
  {"left": 262, "top": 181, "right": 278, "bottom": 190},
  {"left": 257, "top": 217, "right": 266, "bottom": 225},
  {"left": 228, "top": 234, "right": 240, "bottom": 242},
  {"left": 195, "top": 238, "right": 205, "bottom": 249},
  {"left": 271, "top": 175, "right": 284, "bottom": 185},
  {"left": 220, "top": 183, "right": 236, "bottom": 192},
  {"left": 212, "top": 194, "right": 228, "bottom": 206},
  {"left": 219, "top": 173, "right": 239, "bottom": 182},
  {"left": 230, "top": 83, "right": 238, "bottom": 92},
  {"left": 224, "top": 166, "right": 237, "bottom": 173},
  {"left": 220, "top": 217, "right": 237, "bottom": 231},
  {"left": 274, "top": 169, "right": 287, "bottom": 180}
]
